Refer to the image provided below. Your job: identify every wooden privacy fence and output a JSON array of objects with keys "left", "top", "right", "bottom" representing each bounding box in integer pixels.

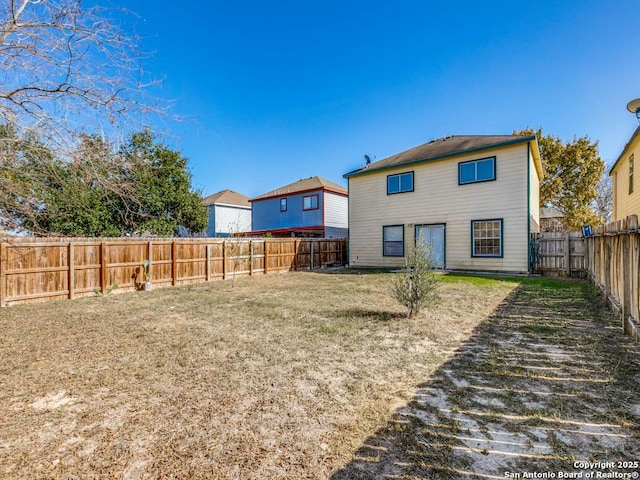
[
  {"left": 584, "top": 215, "right": 640, "bottom": 340},
  {"left": 0, "top": 237, "right": 347, "bottom": 307},
  {"left": 532, "top": 231, "right": 586, "bottom": 277}
]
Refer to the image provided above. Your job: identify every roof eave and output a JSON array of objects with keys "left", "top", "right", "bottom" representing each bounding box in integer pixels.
[
  {"left": 250, "top": 186, "right": 347, "bottom": 202},
  {"left": 609, "top": 125, "right": 640, "bottom": 175},
  {"left": 343, "top": 136, "right": 537, "bottom": 179}
]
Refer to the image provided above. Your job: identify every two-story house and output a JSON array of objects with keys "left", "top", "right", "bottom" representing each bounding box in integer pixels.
[
  {"left": 249, "top": 176, "right": 348, "bottom": 238},
  {"left": 344, "top": 135, "right": 542, "bottom": 273},
  {"left": 202, "top": 189, "right": 252, "bottom": 237},
  {"left": 610, "top": 125, "right": 640, "bottom": 222}
]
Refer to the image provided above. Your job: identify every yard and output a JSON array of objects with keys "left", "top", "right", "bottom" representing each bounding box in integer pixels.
[{"left": 0, "top": 270, "right": 638, "bottom": 479}]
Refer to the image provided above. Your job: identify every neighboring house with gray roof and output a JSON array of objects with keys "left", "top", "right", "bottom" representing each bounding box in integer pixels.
[
  {"left": 202, "top": 189, "right": 252, "bottom": 237},
  {"left": 249, "top": 176, "right": 348, "bottom": 238},
  {"left": 344, "top": 134, "right": 543, "bottom": 273}
]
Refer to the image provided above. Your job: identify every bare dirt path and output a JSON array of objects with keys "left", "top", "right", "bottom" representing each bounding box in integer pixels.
[{"left": 332, "top": 278, "right": 640, "bottom": 479}]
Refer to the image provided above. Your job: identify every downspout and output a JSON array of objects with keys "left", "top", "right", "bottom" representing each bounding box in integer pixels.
[{"left": 347, "top": 178, "right": 350, "bottom": 267}]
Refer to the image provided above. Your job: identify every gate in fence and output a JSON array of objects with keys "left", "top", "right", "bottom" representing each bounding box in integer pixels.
[{"left": 531, "top": 231, "right": 586, "bottom": 277}]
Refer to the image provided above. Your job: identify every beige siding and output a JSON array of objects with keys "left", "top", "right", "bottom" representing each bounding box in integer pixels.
[
  {"left": 611, "top": 134, "right": 640, "bottom": 221},
  {"left": 529, "top": 147, "right": 541, "bottom": 233},
  {"left": 348, "top": 143, "right": 532, "bottom": 272}
]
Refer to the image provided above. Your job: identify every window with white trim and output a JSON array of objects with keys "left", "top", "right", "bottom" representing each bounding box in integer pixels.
[
  {"left": 387, "top": 172, "right": 414, "bottom": 194},
  {"left": 459, "top": 157, "right": 496, "bottom": 184},
  {"left": 383, "top": 225, "right": 404, "bottom": 256},
  {"left": 472, "top": 219, "right": 502, "bottom": 257}
]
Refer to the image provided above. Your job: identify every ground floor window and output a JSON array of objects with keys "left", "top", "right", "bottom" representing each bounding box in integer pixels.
[
  {"left": 471, "top": 219, "right": 503, "bottom": 257},
  {"left": 383, "top": 225, "right": 404, "bottom": 256}
]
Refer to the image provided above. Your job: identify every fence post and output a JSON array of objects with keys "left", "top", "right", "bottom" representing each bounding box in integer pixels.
[
  {"left": 222, "top": 240, "right": 227, "bottom": 280},
  {"left": 147, "top": 241, "right": 153, "bottom": 282},
  {"left": 293, "top": 239, "right": 298, "bottom": 271},
  {"left": 0, "top": 243, "right": 6, "bottom": 307},
  {"left": 564, "top": 232, "right": 571, "bottom": 276},
  {"left": 622, "top": 233, "right": 632, "bottom": 327},
  {"left": 172, "top": 240, "right": 177, "bottom": 285},
  {"left": 68, "top": 242, "right": 75, "bottom": 300},
  {"left": 100, "top": 242, "right": 107, "bottom": 294},
  {"left": 206, "top": 244, "right": 211, "bottom": 281},
  {"left": 264, "top": 240, "right": 269, "bottom": 275},
  {"left": 249, "top": 240, "right": 253, "bottom": 276},
  {"left": 310, "top": 240, "right": 314, "bottom": 270}
]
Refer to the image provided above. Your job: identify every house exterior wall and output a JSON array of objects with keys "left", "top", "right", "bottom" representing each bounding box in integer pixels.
[
  {"left": 206, "top": 205, "right": 251, "bottom": 237},
  {"left": 252, "top": 190, "right": 324, "bottom": 231},
  {"left": 323, "top": 191, "right": 348, "bottom": 234},
  {"left": 611, "top": 131, "right": 640, "bottom": 221},
  {"left": 529, "top": 145, "right": 541, "bottom": 233},
  {"left": 348, "top": 143, "right": 535, "bottom": 272}
]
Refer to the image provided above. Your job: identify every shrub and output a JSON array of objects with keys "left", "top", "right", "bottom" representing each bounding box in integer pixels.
[{"left": 392, "top": 235, "right": 441, "bottom": 318}]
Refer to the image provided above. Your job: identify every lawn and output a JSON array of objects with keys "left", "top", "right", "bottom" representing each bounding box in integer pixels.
[{"left": 0, "top": 270, "right": 638, "bottom": 479}]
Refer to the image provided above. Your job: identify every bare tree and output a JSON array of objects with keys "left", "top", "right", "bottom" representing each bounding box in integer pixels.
[
  {"left": 0, "top": 1, "right": 172, "bottom": 235},
  {"left": 0, "top": 0, "right": 165, "bottom": 145},
  {"left": 593, "top": 168, "right": 613, "bottom": 225}
]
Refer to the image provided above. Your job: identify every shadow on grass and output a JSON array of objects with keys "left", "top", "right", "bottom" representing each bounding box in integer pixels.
[
  {"left": 332, "top": 308, "right": 405, "bottom": 322},
  {"left": 330, "top": 278, "right": 640, "bottom": 479}
]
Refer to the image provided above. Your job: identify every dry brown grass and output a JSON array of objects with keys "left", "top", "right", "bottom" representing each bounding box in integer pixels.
[{"left": 0, "top": 269, "right": 516, "bottom": 479}]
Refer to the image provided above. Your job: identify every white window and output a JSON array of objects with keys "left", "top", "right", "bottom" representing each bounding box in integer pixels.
[{"left": 472, "top": 219, "right": 502, "bottom": 257}]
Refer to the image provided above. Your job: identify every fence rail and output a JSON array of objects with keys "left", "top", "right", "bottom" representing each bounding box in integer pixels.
[
  {"left": 0, "top": 237, "right": 347, "bottom": 307},
  {"left": 585, "top": 215, "right": 640, "bottom": 340}
]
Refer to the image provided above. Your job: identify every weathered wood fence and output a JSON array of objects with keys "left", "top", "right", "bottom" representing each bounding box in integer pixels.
[
  {"left": 0, "top": 237, "right": 347, "bottom": 307},
  {"left": 532, "top": 231, "right": 586, "bottom": 277},
  {"left": 584, "top": 215, "right": 640, "bottom": 340}
]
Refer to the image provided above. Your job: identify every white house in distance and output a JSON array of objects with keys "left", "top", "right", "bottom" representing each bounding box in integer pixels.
[
  {"left": 202, "top": 189, "right": 252, "bottom": 237},
  {"left": 344, "top": 134, "right": 543, "bottom": 273}
]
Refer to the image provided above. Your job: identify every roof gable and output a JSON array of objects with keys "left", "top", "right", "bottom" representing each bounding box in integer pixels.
[
  {"left": 202, "top": 189, "right": 251, "bottom": 208},
  {"left": 609, "top": 125, "right": 640, "bottom": 175},
  {"left": 344, "top": 134, "right": 538, "bottom": 178},
  {"left": 250, "top": 176, "right": 347, "bottom": 202}
]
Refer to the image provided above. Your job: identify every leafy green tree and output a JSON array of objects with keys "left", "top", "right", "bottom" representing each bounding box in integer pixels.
[
  {"left": 516, "top": 128, "right": 605, "bottom": 229},
  {"left": 1, "top": 128, "right": 207, "bottom": 237},
  {"left": 120, "top": 131, "right": 208, "bottom": 236},
  {"left": 2, "top": 133, "right": 128, "bottom": 236}
]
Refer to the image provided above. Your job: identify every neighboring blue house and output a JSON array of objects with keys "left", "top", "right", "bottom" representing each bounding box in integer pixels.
[
  {"left": 202, "top": 189, "right": 252, "bottom": 237},
  {"left": 249, "top": 176, "right": 348, "bottom": 238}
]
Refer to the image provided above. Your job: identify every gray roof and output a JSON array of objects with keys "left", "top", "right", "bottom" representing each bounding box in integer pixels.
[{"left": 344, "top": 134, "right": 536, "bottom": 178}]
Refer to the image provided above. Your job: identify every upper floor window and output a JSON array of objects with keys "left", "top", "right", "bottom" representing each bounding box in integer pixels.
[
  {"left": 387, "top": 172, "right": 414, "bottom": 194},
  {"left": 459, "top": 157, "right": 496, "bottom": 185},
  {"left": 630, "top": 154, "right": 634, "bottom": 195},
  {"left": 303, "top": 194, "right": 319, "bottom": 210},
  {"left": 280, "top": 198, "right": 287, "bottom": 212}
]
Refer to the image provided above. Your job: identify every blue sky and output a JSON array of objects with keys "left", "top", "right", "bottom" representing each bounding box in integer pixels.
[{"left": 126, "top": 1, "right": 640, "bottom": 198}]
